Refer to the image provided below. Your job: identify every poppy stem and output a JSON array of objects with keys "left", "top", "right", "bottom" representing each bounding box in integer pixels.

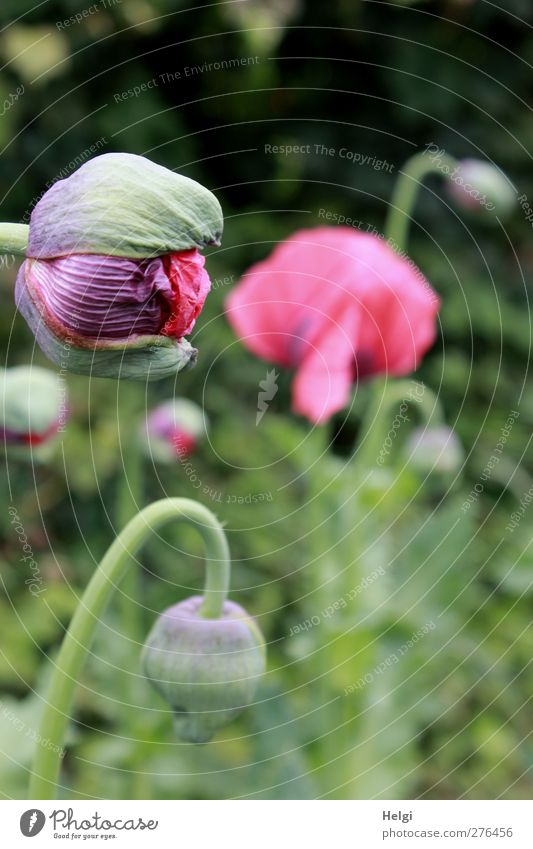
[
  {"left": 385, "top": 151, "right": 458, "bottom": 252},
  {"left": 116, "top": 384, "right": 146, "bottom": 645},
  {"left": 28, "top": 498, "right": 231, "bottom": 800},
  {"left": 354, "top": 377, "right": 444, "bottom": 473},
  {"left": 0, "top": 223, "right": 29, "bottom": 255}
]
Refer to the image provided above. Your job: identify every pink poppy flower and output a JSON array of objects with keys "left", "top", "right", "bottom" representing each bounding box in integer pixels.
[{"left": 225, "top": 227, "right": 440, "bottom": 423}]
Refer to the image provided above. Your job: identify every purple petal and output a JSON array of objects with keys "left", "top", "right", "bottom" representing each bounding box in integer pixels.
[{"left": 26, "top": 254, "right": 173, "bottom": 339}]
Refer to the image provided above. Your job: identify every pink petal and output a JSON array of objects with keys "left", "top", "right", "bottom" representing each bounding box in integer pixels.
[
  {"left": 161, "top": 249, "right": 211, "bottom": 338},
  {"left": 292, "top": 352, "right": 354, "bottom": 424},
  {"left": 292, "top": 303, "right": 361, "bottom": 424}
]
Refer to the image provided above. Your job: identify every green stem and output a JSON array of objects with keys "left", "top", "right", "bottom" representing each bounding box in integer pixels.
[
  {"left": 0, "top": 223, "right": 29, "bottom": 255},
  {"left": 114, "top": 391, "right": 146, "bottom": 800},
  {"left": 385, "top": 150, "right": 458, "bottom": 251},
  {"left": 116, "top": 385, "right": 145, "bottom": 644},
  {"left": 312, "top": 152, "right": 456, "bottom": 796},
  {"left": 28, "top": 498, "right": 230, "bottom": 800},
  {"left": 354, "top": 377, "right": 444, "bottom": 474}
]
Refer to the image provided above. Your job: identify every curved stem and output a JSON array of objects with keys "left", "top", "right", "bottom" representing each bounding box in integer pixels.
[
  {"left": 385, "top": 150, "right": 458, "bottom": 251},
  {"left": 0, "top": 223, "right": 29, "bottom": 255},
  {"left": 354, "top": 377, "right": 444, "bottom": 473},
  {"left": 28, "top": 498, "right": 230, "bottom": 800}
]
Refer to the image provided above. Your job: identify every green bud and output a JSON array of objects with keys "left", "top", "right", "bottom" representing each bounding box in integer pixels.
[
  {"left": 142, "top": 596, "right": 266, "bottom": 743},
  {"left": 405, "top": 426, "right": 464, "bottom": 476},
  {"left": 0, "top": 365, "right": 67, "bottom": 456},
  {"left": 448, "top": 159, "right": 515, "bottom": 218},
  {"left": 28, "top": 153, "right": 223, "bottom": 259}
]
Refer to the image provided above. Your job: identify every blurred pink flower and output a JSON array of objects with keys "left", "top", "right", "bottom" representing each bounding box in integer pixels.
[{"left": 225, "top": 227, "right": 440, "bottom": 423}]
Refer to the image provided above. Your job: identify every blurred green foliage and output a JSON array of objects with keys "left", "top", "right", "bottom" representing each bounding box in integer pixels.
[{"left": 0, "top": 0, "right": 531, "bottom": 800}]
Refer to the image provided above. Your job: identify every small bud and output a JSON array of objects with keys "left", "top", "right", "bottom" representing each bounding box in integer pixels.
[
  {"left": 447, "top": 159, "right": 515, "bottom": 217},
  {"left": 142, "top": 596, "right": 266, "bottom": 743},
  {"left": 141, "top": 399, "right": 207, "bottom": 463},
  {"left": 405, "top": 426, "right": 464, "bottom": 476},
  {"left": 15, "top": 153, "right": 223, "bottom": 381},
  {"left": 0, "top": 365, "right": 67, "bottom": 452}
]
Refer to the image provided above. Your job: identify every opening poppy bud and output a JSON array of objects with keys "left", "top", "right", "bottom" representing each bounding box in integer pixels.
[
  {"left": 405, "top": 426, "right": 464, "bottom": 476},
  {"left": 447, "top": 159, "right": 515, "bottom": 218},
  {"left": 15, "top": 153, "right": 223, "bottom": 381},
  {"left": 141, "top": 399, "right": 207, "bottom": 463},
  {"left": 142, "top": 596, "right": 266, "bottom": 743},
  {"left": 0, "top": 365, "right": 67, "bottom": 452}
]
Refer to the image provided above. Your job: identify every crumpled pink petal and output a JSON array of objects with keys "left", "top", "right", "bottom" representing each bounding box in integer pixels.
[
  {"left": 162, "top": 249, "right": 211, "bottom": 338},
  {"left": 225, "top": 227, "right": 440, "bottom": 424}
]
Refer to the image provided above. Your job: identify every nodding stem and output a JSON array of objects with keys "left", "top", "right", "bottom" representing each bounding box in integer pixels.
[
  {"left": 385, "top": 150, "right": 458, "bottom": 251},
  {"left": 29, "top": 498, "right": 230, "bottom": 799}
]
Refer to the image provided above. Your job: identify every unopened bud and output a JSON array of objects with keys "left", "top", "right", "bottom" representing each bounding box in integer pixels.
[
  {"left": 447, "top": 159, "right": 515, "bottom": 217},
  {"left": 405, "top": 426, "right": 464, "bottom": 476},
  {"left": 142, "top": 596, "right": 265, "bottom": 743}
]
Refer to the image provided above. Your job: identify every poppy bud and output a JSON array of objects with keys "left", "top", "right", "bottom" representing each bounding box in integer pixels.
[
  {"left": 447, "top": 159, "right": 515, "bottom": 218},
  {"left": 0, "top": 365, "right": 67, "bottom": 452},
  {"left": 141, "top": 399, "right": 207, "bottom": 462},
  {"left": 15, "top": 153, "right": 223, "bottom": 381},
  {"left": 405, "top": 426, "right": 464, "bottom": 476},
  {"left": 142, "top": 596, "right": 266, "bottom": 743}
]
